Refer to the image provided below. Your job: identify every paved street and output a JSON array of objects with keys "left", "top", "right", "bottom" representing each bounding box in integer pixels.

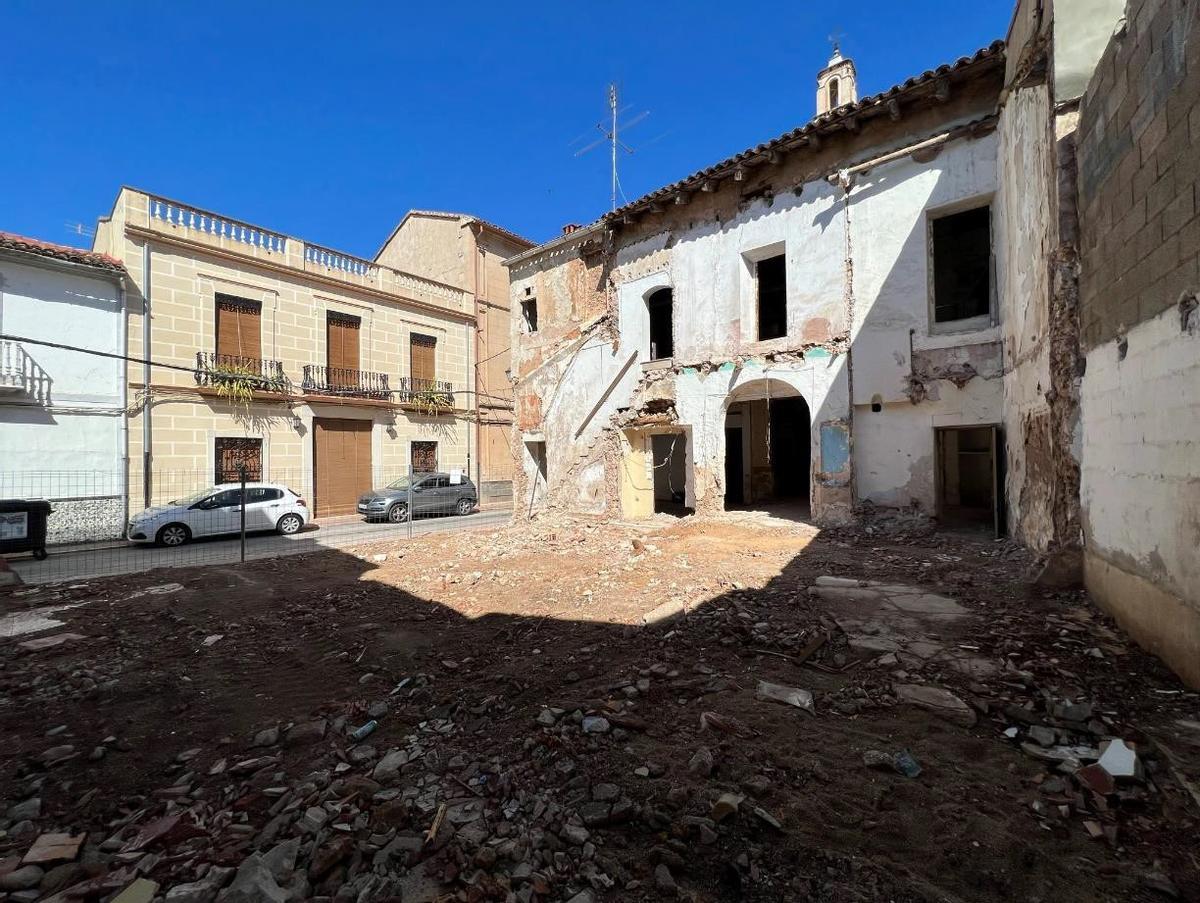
[{"left": 7, "top": 508, "right": 512, "bottom": 584}]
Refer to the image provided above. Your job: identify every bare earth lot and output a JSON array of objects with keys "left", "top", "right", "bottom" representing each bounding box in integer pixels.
[{"left": 2, "top": 514, "right": 1199, "bottom": 902}]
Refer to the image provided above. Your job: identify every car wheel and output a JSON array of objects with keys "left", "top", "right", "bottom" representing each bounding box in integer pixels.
[
  {"left": 157, "top": 523, "right": 191, "bottom": 547},
  {"left": 387, "top": 502, "right": 409, "bottom": 523},
  {"left": 455, "top": 498, "right": 474, "bottom": 516},
  {"left": 277, "top": 513, "right": 303, "bottom": 536}
]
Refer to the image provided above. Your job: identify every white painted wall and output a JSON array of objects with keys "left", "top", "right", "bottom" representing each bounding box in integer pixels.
[
  {"left": 847, "top": 132, "right": 1004, "bottom": 509},
  {"left": 0, "top": 257, "right": 125, "bottom": 494},
  {"left": 1080, "top": 305, "right": 1200, "bottom": 606}
]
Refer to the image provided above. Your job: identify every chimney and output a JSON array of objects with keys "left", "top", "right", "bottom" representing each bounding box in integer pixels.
[{"left": 562, "top": 223, "right": 582, "bottom": 235}]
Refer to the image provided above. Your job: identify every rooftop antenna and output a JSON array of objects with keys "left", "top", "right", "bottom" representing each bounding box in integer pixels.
[
  {"left": 571, "top": 83, "right": 652, "bottom": 212},
  {"left": 64, "top": 221, "right": 94, "bottom": 239}
]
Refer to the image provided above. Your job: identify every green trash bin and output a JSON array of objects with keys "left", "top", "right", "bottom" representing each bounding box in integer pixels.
[{"left": 0, "top": 499, "right": 53, "bottom": 561}]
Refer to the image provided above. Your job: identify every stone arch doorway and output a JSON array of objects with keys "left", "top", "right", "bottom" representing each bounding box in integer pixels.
[{"left": 723, "top": 379, "right": 811, "bottom": 510}]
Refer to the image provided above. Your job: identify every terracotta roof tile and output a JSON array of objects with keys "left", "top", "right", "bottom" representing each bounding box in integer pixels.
[
  {"left": 0, "top": 232, "right": 126, "bottom": 273},
  {"left": 603, "top": 40, "right": 1005, "bottom": 222}
]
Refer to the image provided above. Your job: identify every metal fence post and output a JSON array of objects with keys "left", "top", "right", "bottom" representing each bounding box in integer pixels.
[
  {"left": 407, "top": 464, "right": 413, "bottom": 540},
  {"left": 239, "top": 465, "right": 247, "bottom": 563}
]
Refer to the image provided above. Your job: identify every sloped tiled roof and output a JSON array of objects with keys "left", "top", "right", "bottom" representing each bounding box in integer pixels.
[
  {"left": 0, "top": 232, "right": 126, "bottom": 273},
  {"left": 507, "top": 40, "right": 1005, "bottom": 266},
  {"left": 608, "top": 40, "right": 1005, "bottom": 220}
]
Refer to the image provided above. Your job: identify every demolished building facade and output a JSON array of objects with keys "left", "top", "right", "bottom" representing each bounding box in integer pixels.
[
  {"left": 507, "top": 44, "right": 1009, "bottom": 528},
  {"left": 508, "top": 0, "right": 1200, "bottom": 689}
]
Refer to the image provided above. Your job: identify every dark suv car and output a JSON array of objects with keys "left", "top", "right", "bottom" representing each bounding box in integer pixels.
[{"left": 357, "top": 473, "right": 477, "bottom": 523}]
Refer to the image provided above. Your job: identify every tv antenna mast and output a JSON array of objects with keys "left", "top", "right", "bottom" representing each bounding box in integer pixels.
[
  {"left": 64, "top": 221, "right": 94, "bottom": 239},
  {"left": 572, "top": 83, "right": 651, "bottom": 212}
]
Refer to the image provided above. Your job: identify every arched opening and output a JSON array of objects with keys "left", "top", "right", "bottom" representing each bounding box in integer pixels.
[
  {"left": 723, "top": 379, "right": 811, "bottom": 512},
  {"left": 646, "top": 288, "right": 674, "bottom": 360},
  {"left": 828, "top": 78, "right": 840, "bottom": 109}
]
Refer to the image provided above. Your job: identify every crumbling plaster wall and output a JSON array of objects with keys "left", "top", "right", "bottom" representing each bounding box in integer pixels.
[
  {"left": 996, "top": 80, "right": 1059, "bottom": 550},
  {"left": 1075, "top": 0, "right": 1200, "bottom": 686},
  {"left": 847, "top": 132, "right": 1005, "bottom": 510},
  {"left": 509, "top": 72, "right": 1005, "bottom": 524}
]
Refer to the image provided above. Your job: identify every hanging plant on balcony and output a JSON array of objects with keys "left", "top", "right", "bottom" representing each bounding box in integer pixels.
[
  {"left": 412, "top": 387, "right": 455, "bottom": 417},
  {"left": 209, "top": 361, "right": 262, "bottom": 414}
]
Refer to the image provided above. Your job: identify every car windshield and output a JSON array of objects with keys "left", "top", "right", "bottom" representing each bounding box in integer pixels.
[
  {"left": 172, "top": 488, "right": 217, "bottom": 506},
  {"left": 385, "top": 478, "right": 412, "bottom": 490}
]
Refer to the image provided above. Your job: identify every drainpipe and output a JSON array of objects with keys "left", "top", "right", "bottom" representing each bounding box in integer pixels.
[
  {"left": 471, "top": 226, "right": 484, "bottom": 491},
  {"left": 118, "top": 274, "right": 129, "bottom": 528},
  {"left": 141, "top": 240, "right": 152, "bottom": 508}
]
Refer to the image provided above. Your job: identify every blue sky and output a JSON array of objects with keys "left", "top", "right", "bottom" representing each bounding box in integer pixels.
[{"left": 0, "top": 2, "right": 1011, "bottom": 255}]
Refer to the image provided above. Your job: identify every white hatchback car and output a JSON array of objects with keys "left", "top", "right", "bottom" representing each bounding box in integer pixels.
[{"left": 127, "top": 482, "right": 308, "bottom": 547}]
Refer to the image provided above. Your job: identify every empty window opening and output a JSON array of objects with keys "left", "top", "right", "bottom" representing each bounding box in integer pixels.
[
  {"left": 932, "top": 206, "right": 992, "bottom": 324},
  {"left": 526, "top": 440, "right": 547, "bottom": 483},
  {"left": 647, "top": 288, "right": 674, "bottom": 360},
  {"left": 723, "top": 388, "right": 809, "bottom": 512},
  {"left": 521, "top": 299, "right": 539, "bottom": 334},
  {"left": 650, "top": 432, "right": 689, "bottom": 516},
  {"left": 828, "top": 78, "right": 839, "bottom": 109},
  {"left": 870, "top": 394, "right": 883, "bottom": 413},
  {"left": 936, "top": 425, "right": 1004, "bottom": 535},
  {"left": 756, "top": 255, "right": 787, "bottom": 340}
]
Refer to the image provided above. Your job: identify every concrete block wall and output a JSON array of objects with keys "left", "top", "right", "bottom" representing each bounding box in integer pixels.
[{"left": 1076, "top": 0, "right": 1200, "bottom": 686}]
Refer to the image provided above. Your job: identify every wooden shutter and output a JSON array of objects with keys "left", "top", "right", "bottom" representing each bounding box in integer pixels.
[
  {"left": 314, "top": 418, "right": 372, "bottom": 517},
  {"left": 327, "top": 313, "right": 361, "bottom": 389},
  {"left": 410, "top": 333, "right": 436, "bottom": 384},
  {"left": 216, "top": 296, "right": 262, "bottom": 361}
]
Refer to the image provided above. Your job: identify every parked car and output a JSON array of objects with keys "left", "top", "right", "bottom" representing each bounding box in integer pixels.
[
  {"left": 357, "top": 473, "right": 477, "bottom": 523},
  {"left": 127, "top": 483, "right": 308, "bottom": 547}
]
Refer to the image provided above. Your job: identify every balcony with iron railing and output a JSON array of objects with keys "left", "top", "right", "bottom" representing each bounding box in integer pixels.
[
  {"left": 301, "top": 364, "right": 391, "bottom": 400},
  {"left": 194, "top": 352, "right": 291, "bottom": 394},
  {"left": 395, "top": 377, "right": 457, "bottom": 411},
  {"left": 133, "top": 192, "right": 471, "bottom": 313},
  {"left": 0, "top": 339, "right": 51, "bottom": 404}
]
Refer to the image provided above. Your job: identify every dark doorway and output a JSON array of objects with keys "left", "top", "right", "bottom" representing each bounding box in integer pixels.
[
  {"left": 647, "top": 288, "right": 674, "bottom": 360},
  {"left": 769, "top": 396, "right": 810, "bottom": 501},
  {"left": 724, "top": 427, "right": 744, "bottom": 506},
  {"left": 650, "top": 432, "right": 688, "bottom": 515},
  {"left": 936, "top": 425, "right": 1002, "bottom": 534}
]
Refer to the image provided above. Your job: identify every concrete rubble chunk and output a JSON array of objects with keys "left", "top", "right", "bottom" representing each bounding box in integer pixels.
[
  {"left": 581, "top": 715, "right": 610, "bottom": 734},
  {"left": 893, "top": 683, "right": 977, "bottom": 727},
  {"left": 283, "top": 719, "right": 327, "bottom": 747},
  {"left": 111, "top": 878, "right": 160, "bottom": 903},
  {"left": 372, "top": 749, "right": 408, "bottom": 782},
  {"left": 1098, "top": 738, "right": 1141, "bottom": 780},
  {"left": 756, "top": 679, "right": 815, "bottom": 714},
  {"left": 260, "top": 839, "right": 298, "bottom": 881},
  {"left": 711, "top": 792, "right": 743, "bottom": 823},
  {"left": 21, "top": 832, "right": 86, "bottom": 866},
  {"left": 0, "top": 865, "right": 44, "bottom": 892},
  {"left": 216, "top": 854, "right": 287, "bottom": 903},
  {"left": 18, "top": 633, "right": 87, "bottom": 653},
  {"left": 688, "top": 746, "right": 714, "bottom": 777}
]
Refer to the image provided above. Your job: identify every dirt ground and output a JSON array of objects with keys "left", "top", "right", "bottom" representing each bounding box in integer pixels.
[{"left": 2, "top": 512, "right": 1199, "bottom": 902}]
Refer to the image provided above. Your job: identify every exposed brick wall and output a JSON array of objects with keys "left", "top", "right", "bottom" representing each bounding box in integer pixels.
[{"left": 1077, "top": 0, "right": 1200, "bottom": 350}]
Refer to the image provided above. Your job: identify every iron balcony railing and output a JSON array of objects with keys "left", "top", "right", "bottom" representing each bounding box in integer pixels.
[
  {"left": 302, "top": 364, "right": 391, "bottom": 399},
  {"left": 195, "top": 352, "right": 290, "bottom": 393},
  {"left": 396, "top": 377, "right": 456, "bottom": 410}
]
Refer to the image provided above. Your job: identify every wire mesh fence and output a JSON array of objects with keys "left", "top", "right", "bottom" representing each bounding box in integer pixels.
[{"left": 0, "top": 467, "right": 513, "bottom": 585}]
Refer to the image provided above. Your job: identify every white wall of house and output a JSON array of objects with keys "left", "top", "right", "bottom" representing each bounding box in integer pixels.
[
  {"left": 0, "top": 256, "right": 126, "bottom": 541},
  {"left": 847, "top": 132, "right": 1004, "bottom": 511}
]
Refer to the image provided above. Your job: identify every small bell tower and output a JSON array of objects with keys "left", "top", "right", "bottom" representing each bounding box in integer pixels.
[{"left": 816, "top": 39, "right": 856, "bottom": 116}]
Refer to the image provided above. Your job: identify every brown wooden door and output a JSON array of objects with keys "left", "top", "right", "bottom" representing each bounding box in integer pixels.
[
  {"left": 327, "top": 313, "right": 361, "bottom": 389},
  {"left": 313, "top": 418, "right": 372, "bottom": 517},
  {"left": 216, "top": 296, "right": 262, "bottom": 362},
  {"left": 410, "top": 333, "right": 436, "bottom": 384}
]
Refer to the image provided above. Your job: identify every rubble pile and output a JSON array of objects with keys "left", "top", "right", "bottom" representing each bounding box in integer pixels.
[{"left": 2, "top": 516, "right": 1198, "bottom": 901}]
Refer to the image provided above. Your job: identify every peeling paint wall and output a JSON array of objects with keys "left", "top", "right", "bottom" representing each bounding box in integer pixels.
[
  {"left": 509, "top": 67, "right": 1003, "bottom": 526},
  {"left": 847, "top": 133, "right": 1004, "bottom": 511}
]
